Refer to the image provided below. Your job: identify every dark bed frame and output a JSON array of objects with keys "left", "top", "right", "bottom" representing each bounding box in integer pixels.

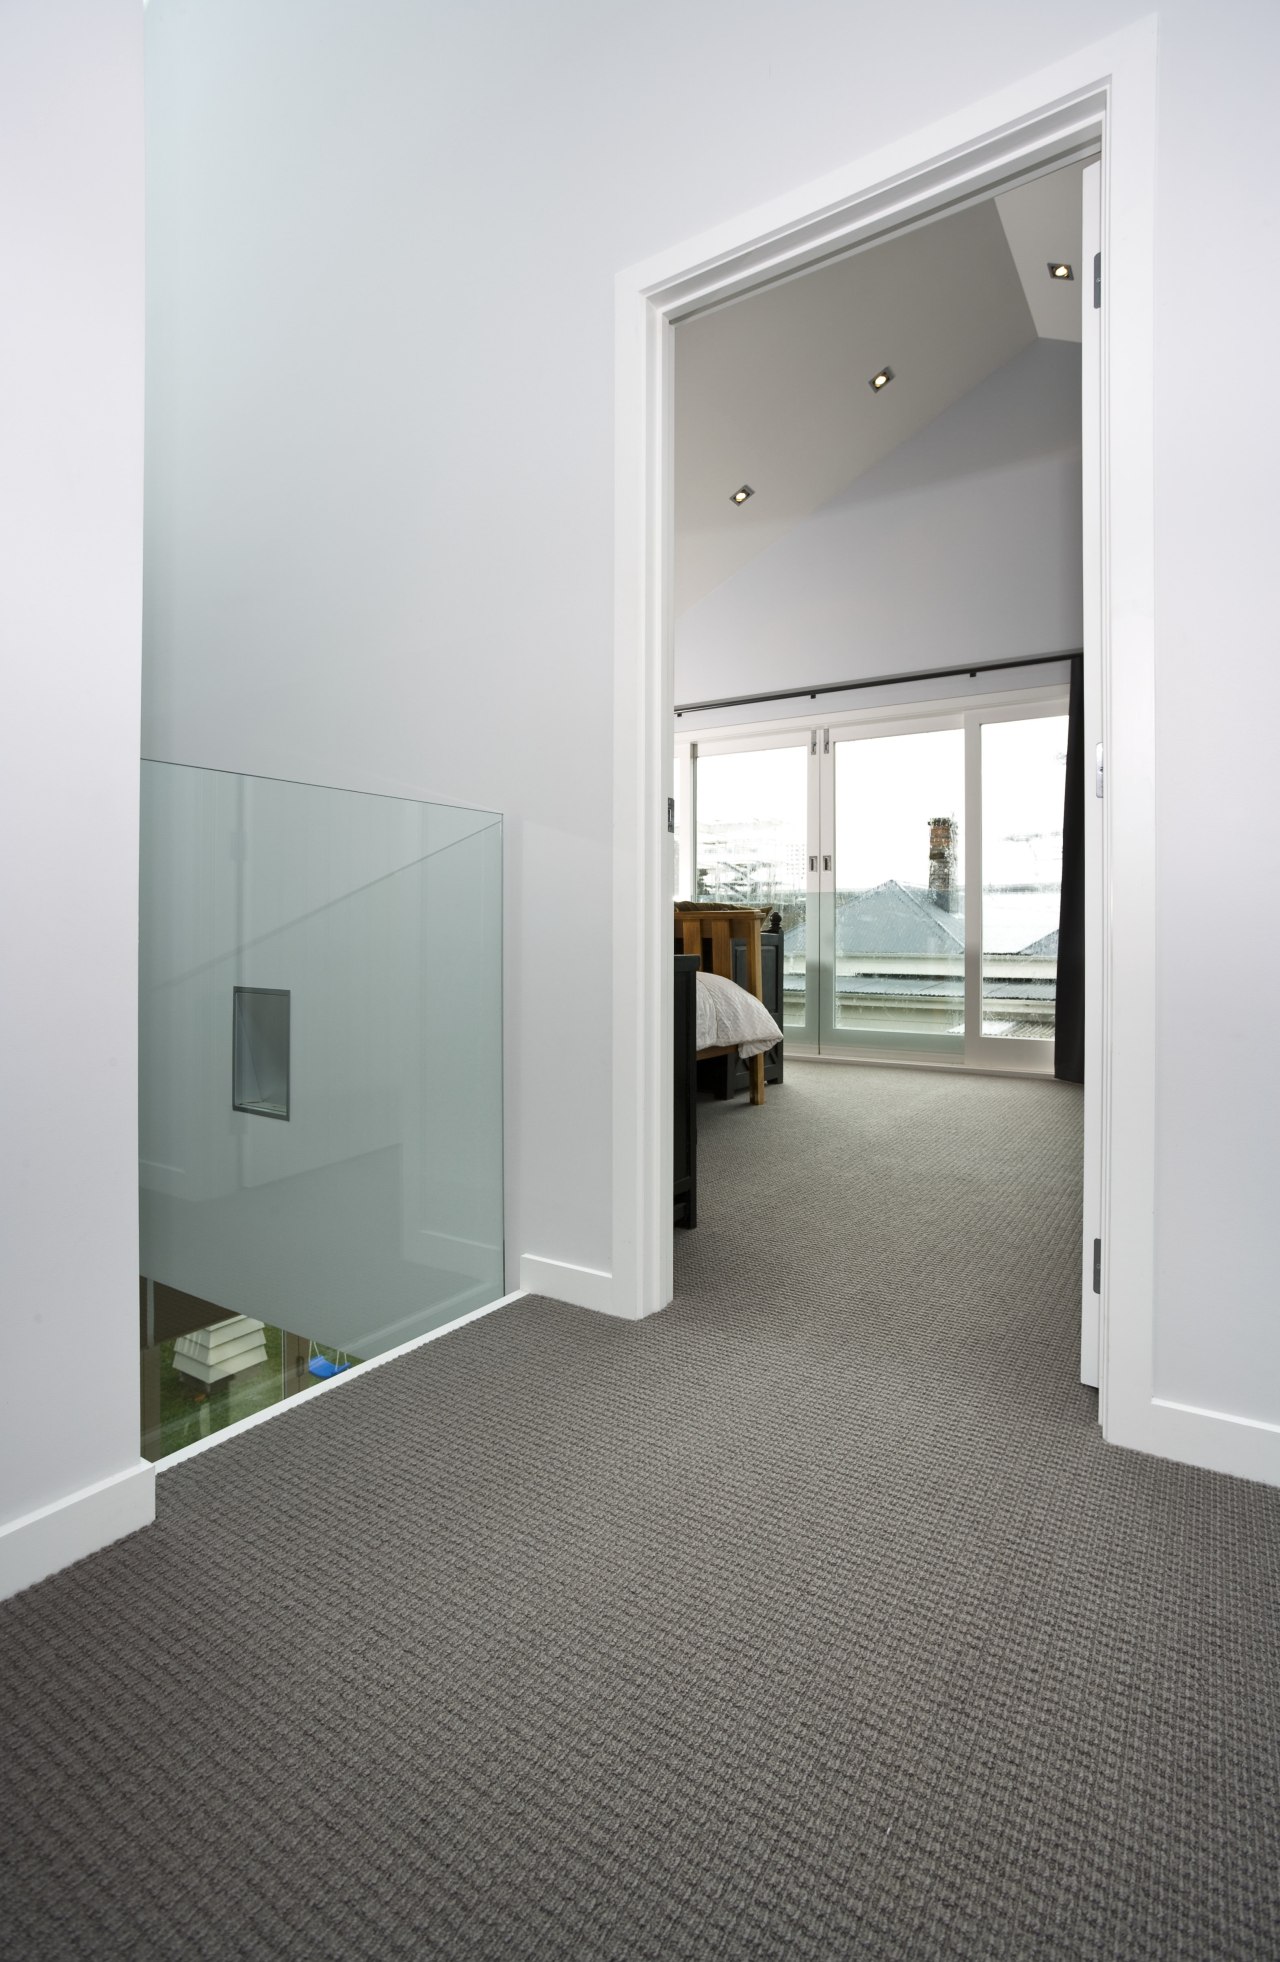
[{"left": 674, "top": 953, "right": 699, "bottom": 1229}]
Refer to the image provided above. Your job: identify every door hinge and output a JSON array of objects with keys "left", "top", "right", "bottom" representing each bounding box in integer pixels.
[
  {"left": 823, "top": 729, "right": 830, "bottom": 755},
  {"left": 1093, "top": 251, "right": 1101, "bottom": 310},
  {"left": 1094, "top": 742, "right": 1104, "bottom": 799},
  {"left": 1092, "top": 1238, "right": 1102, "bottom": 1295}
]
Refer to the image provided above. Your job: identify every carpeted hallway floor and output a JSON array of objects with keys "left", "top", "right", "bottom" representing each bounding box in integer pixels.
[{"left": 2, "top": 1062, "right": 1278, "bottom": 1958}]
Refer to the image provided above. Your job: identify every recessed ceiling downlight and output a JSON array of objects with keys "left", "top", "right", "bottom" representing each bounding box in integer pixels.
[
  {"left": 730, "top": 484, "right": 754, "bottom": 505},
  {"left": 869, "top": 367, "right": 893, "bottom": 393},
  {"left": 1048, "top": 261, "right": 1074, "bottom": 281}
]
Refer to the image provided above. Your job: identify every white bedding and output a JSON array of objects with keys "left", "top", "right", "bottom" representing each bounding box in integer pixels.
[{"left": 695, "top": 970, "right": 783, "bottom": 1059}]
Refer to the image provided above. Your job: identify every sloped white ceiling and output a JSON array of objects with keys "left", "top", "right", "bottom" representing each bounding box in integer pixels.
[
  {"left": 995, "top": 164, "right": 1086, "bottom": 342},
  {"left": 674, "top": 162, "right": 1086, "bottom": 616}
]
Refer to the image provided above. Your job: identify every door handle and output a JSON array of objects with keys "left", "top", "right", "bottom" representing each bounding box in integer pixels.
[
  {"left": 822, "top": 855, "right": 832, "bottom": 873},
  {"left": 809, "top": 855, "right": 817, "bottom": 872}
]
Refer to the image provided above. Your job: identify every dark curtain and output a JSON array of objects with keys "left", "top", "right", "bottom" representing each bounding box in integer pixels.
[{"left": 1055, "top": 654, "right": 1085, "bottom": 1082}]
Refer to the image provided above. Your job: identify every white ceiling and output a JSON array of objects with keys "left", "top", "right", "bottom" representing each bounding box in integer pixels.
[
  {"left": 995, "top": 166, "right": 1085, "bottom": 342},
  {"left": 675, "top": 162, "right": 1086, "bottom": 615}
]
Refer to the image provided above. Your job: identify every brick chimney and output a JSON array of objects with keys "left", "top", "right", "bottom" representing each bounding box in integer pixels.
[{"left": 927, "top": 816, "right": 959, "bottom": 912}]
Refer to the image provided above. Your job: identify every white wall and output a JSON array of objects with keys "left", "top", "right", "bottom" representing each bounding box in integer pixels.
[
  {"left": 142, "top": 1, "right": 1280, "bottom": 1441},
  {"left": 0, "top": 0, "right": 150, "bottom": 1587},
  {"left": 676, "top": 339, "right": 1082, "bottom": 709},
  {"left": 1149, "top": 4, "right": 1280, "bottom": 1425}
]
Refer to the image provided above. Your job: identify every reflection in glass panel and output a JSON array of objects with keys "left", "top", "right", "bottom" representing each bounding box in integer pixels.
[
  {"left": 139, "top": 763, "right": 504, "bottom": 1463},
  {"left": 695, "top": 746, "right": 809, "bottom": 1029},
  {"left": 831, "top": 729, "right": 965, "bottom": 1037},
  {"left": 981, "top": 716, "right": 1068, "bottom": 1038}
]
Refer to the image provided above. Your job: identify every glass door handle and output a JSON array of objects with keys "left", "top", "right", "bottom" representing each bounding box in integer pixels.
[
  {"left": 822, "top": 855, "right": 832, "bottom": 872},
  {"left": 809, "top": 855, "right": 817, "bottom": 872}
]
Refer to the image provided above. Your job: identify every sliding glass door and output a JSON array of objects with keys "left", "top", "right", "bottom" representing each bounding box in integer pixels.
[
  {"left": 684, "top": 734, "right": 815, "bottom": 1041},
  {"left": 683, "top": 685, "right": 1069, "bottom": 1073},
  {"left": 823, "top": 723, "right": 966, "bottom": 1058},
  {"left": 970, "top": 708, "right": 1069, "bottom": 1067}
]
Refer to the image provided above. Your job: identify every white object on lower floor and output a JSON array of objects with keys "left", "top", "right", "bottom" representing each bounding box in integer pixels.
[{"left": 173, "top": 1316, "right": 269, "bottom": 1385}]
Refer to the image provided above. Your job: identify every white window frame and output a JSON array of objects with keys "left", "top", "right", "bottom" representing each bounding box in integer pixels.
[
  {"left": 964, "top": 693, "right": 1072, "bottom": 1072},
  {"left": 689, "top": 726, "right": 819, "bottom": 1045},
  {"left": 818, "top": 708, "right": 968, "bottom": 1065},
  {"left": 687, "top": 684, "right": 1069, "bottom": 1072}
]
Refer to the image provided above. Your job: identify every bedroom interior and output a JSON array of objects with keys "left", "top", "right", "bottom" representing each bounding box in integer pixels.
[{"left": 669, "top": 156, "right": 1094, "bottom": 1388}]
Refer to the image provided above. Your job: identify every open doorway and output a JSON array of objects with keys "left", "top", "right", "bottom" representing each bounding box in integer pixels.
[
  {"left": 668, "top": 153, "right": 1098, "bottom": 1386},
  {"left": 612, "top": 29, "right": 1168, "bottom": 1469}
]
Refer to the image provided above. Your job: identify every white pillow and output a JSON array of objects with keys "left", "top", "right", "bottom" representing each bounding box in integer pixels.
[{"left": 695, "top": 970, "right": 783, "bottom": 1058}]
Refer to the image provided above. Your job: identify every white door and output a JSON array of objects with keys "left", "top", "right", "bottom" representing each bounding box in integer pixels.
[{"left": 1080, "top": 157, "right": 1104, "bottom": 1389}]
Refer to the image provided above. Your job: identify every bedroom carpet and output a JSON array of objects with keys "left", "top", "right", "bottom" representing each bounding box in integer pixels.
[{"left": 2, "top": 1062, "right": 1278, "bottom": 1959}]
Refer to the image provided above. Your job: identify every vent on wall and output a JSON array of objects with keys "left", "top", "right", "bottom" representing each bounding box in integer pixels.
[{"left": 232, "top": 987, "right": 291, "bottom": 1120}]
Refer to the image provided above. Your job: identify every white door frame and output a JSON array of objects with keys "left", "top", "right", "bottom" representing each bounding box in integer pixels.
[
  {"left": 1079, "top": 158, "right": 1105, "bottom": 1393},
  {"left": 611, "top": 20, "right": 1266, "bottom": 1482}
]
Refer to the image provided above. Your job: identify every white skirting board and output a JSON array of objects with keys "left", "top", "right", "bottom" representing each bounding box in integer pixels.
[
  {"left": 0, "top": 1458, "right": 156, "bottom": 1604},
  {"left": 519, "top": 1255, "right": 614, "bottom": 1316},
  {"left": 1142, "top": 1400, "right": 1280, "bottom": 1488}
]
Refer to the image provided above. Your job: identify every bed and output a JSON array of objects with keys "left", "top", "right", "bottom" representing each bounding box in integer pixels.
[
  {"left": 675, "top": 904, "right": 783, "bottom": 1106},
  {"left": 674, "top": 907, "right": 784, "bottom": 1230}
]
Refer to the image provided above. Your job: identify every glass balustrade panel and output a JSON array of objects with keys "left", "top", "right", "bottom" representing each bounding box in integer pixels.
[{"left": 138, "top": 763, "right": 503, "bottom": 1462}]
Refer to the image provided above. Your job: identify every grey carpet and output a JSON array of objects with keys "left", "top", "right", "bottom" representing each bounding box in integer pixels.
[{"left": 2, "top": 1062, "right": 1278, "bottom": 1959}]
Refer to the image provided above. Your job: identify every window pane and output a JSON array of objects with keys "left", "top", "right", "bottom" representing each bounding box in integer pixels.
[
  {"left": 980, "top": 715, "right": 1068, "bottom": 1038},
  {"left": 832, "top": 729, "right": 965, "bottom": 1037},
  {"left": 695, "top": 746, "right": 808, "bottom": 1028}
]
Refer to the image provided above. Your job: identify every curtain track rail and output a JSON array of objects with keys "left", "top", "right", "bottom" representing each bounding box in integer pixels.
[{"left": 675, "top": 650, "right": 1080, "bottom": 718}]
